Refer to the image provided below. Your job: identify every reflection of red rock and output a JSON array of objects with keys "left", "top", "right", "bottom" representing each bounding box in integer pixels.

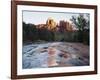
[
  {"left": 59, "top": 53, "right": 68, "bottom": 58},
  {"left": 48, "top": 47, "right": 58, "bottom": 66}
]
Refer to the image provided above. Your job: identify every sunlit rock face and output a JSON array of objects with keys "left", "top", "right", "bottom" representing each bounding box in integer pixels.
[
  {"left": 59, "top": 20, "right": 74, "bottom": 32},
  {"left": 46, "top": 17, "right": 57, "bottom": 30},
  {"left": 37, "top": 17, "right": 76, "bottom": 32}
]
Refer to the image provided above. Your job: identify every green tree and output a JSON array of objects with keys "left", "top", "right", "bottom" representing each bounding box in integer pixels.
[
  {"left": 70, "top": 14, "right": 89, "bottom": 31},
  {"left": 70, "top": 14, "right": 89, "bottom": 43},
  {"left": 23, "top": 22, "right": 38, "bottom": 42}
]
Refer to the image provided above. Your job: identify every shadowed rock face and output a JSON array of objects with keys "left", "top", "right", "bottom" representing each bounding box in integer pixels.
[{"left": 22, "top": 42, "right": 89, "bottom": 69}]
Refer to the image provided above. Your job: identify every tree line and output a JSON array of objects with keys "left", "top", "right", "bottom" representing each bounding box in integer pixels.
[
  {"left": 23, "top": 22, "right": 55, "bottom": 42},
  {"left": 23, "top": 14, "right": 90, "bottom": 45}
]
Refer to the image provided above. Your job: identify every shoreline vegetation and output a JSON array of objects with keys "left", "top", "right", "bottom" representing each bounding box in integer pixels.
[{"left": 23, "top": 14, "right": 90, "bottom": 45}]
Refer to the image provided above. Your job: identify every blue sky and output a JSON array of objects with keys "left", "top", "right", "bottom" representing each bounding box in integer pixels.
[{"left": 23, "top": 10, "right": 89, "bottom": 25}]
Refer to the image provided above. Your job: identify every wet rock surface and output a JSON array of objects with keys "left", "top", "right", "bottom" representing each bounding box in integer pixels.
[{"left": 22, "top": 42, "right": 89, "bottom": 69}]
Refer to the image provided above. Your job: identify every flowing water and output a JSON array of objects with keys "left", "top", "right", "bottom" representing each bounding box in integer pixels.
[{"left": 22, "top": 42, "right": 89, "bottom": 69}]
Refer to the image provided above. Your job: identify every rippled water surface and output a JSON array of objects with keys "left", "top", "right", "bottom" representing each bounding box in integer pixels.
[{"left": 22, "top": 42, "right": 89, "bottom": 69}]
